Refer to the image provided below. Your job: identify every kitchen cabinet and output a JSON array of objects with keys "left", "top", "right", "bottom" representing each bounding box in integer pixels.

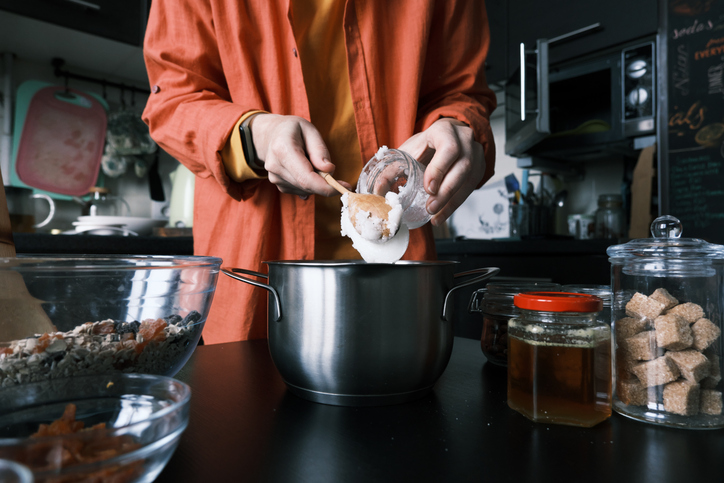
[
  {"left": 506, "top": 0, "right": 658, "bottom": 73},
  {"left": 0, "top": 0, "right": 150, "bottom": 47}
]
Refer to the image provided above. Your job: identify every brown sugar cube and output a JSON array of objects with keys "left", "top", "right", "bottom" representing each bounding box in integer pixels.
[
  {"left": 701, "top": 354, "right": 722, "bottom": 389},
  {"left": 666, "top": 350, "right": 710, "bottom": 383},
  {"left": 691, "top": 318, "right": 721, "bottom": 351},
  {"left": 616, "top": 348, "right": 639, "bottom": 379},
  {"left": 654, "top": 314, "right": 693, "bottom": 351},
  {"left": 626, "top": 292, "right": 666, "bottom": 321},
  {"left": 700, "top": 390, "right": 723, "bottom": 415},
  {"left": 663, "top": 380, "right": 700, "bottom": 416},
  {"left": 666, "top": 302, "right": 705, "bottom": 324},
  {"left": 616, "top": 378, "right": 649, "bottom": 406},
  {"left": 631, "top": 356, "right": 681, "bottom": 387},
  {"left": 615, "top": 317, "right": 650, "bottom": 340},
  {"left": 620, "top": 331, "right": 659, "bottom": 361},
  {"left": 650, "top": 288, "right": 679, "bottom": 311}
]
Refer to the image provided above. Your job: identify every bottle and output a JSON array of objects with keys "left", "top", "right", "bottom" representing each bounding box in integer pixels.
[
  {"left": 595, "top": 194, "right": 625, "bottom": 239},
  {"left": 507, "top": 292, "right": 612, "bottom": 427},
  {"left": 357, "top": 147, "right": 431, "bottom": 229}
]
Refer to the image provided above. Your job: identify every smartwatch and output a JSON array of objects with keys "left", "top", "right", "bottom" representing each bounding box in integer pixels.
[{"left": 239, "top": 114, "right": 263, "bottom": 171}]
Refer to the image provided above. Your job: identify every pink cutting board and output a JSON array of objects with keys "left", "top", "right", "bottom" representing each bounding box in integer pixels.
[{"left": 15, "top": 86, "right": 107, "bottom": 196}]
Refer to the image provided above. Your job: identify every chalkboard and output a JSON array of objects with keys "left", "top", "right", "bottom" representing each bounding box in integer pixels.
[{"left": 667, "top": 0, "right": 724, "bottom": 243}]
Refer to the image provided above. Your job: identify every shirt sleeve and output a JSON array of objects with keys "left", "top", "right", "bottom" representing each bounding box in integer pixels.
[
  {"left": 222, "top": 111, "right": 268, "bottom": 182},
  {"left": 141, "top": 0, "right": 261, "bottom": 193},
  {"left": 415, "top": 0, "right": 497, "bottom": 187}
]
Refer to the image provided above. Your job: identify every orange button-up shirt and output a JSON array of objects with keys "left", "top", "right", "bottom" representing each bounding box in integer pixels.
[{"left": 142, "top": 0, "right": 497, "bottom": 344}]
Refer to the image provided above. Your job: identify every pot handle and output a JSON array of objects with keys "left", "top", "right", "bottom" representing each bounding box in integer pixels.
[
  {"left": 221, "top": 267, "right": 283, "bottom": 322},
  {"left": 442, "top": 267, "right": 500, "bottom": 322}
]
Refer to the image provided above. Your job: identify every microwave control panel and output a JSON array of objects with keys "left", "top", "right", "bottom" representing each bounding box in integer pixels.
[{"left": 622, "top": 42, "right": 655, "bottom": 136}]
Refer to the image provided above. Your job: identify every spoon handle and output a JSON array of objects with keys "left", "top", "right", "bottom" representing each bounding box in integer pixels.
[{"left": 318, "top": 171, "right": 350, "bottom": 196}]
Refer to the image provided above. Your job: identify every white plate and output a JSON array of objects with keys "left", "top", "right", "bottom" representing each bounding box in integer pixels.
[{"left": 76, "top": 216, "right": 167, "bottom": 236}]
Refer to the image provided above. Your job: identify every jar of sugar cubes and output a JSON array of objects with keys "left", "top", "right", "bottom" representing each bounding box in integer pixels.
[
  {"left": 607, "top": 215, "right": 724, "bottom": 429},
  {"left": 357, "top": 147, "right": 431, "bottom": 229}
]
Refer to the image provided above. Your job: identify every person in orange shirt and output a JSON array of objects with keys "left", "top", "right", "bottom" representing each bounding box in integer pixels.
[{"left": 142, "top": 0, "right": 497, "bottom": 344}]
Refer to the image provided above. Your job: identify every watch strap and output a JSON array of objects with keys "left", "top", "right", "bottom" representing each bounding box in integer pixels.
[{"left": 240, "top": 113, "right": 263, "bottom": 171}]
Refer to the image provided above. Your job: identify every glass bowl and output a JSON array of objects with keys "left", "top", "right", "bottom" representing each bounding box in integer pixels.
[
  {"left": 0, "top": 373, "right": 191, "bottom": 483},
  {"left": 0, "top": 459, "right": 34, "bottom": 483},
  {"left": 0, "top": 255, "right": 221, "bottom": 388}
]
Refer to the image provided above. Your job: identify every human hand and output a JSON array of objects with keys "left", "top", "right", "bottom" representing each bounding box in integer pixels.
[
  {"left": 250, "top": 114, "right": 352, "bottom": 198},
  {"left": 398, "top": 118, "right": 486, "bottom": 226}
]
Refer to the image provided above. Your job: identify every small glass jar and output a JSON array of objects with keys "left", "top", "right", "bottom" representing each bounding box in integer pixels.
[
  {"left": 80, "top": 187, "right": 131, "bottom": 217},
  {"left": 607, "top": 215, "right": 724, "bottom": 429},
  {"left": 595, "top": 194, "right": 625, "bottom": 239},
  {"left": 507, "top": 292, "right": 612, "bottom": 427},
  {"left": 562, "top": 284, "right": 613, "bottom": 326},
  {"left": 357, "top": 147, "right": 431, "bottom": 228},
  {"left": 469, "top": 282, "right": 562, "bottom": 367}
]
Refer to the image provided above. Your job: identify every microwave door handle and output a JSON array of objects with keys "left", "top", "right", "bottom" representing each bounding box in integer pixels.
[
  {"left": 536, "top": 38, "right": 550, "bottom": 134},
  {"left": 520, "top": 43, "right": 526, "bottom": 121}
]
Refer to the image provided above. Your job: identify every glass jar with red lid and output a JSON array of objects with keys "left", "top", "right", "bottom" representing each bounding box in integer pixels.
[{"left": 507, "top": 292, "right": 612, "bottom": 427}]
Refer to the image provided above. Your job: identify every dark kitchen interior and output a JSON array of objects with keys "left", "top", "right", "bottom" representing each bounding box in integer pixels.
[{"left": 1, "top": 0, "right": 723, "bottom": 481}]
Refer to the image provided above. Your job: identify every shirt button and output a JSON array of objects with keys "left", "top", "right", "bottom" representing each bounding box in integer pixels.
[
  {"left": 292, "top": 48, "right": 298, "bottom": 58},
  {"left": 151, "top": 85, "right": 161, "bottom": 94}
]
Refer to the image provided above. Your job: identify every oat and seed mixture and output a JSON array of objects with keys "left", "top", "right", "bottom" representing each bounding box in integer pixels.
[{"left": 0, "top": 311, "right": 201, "bottom": 387}]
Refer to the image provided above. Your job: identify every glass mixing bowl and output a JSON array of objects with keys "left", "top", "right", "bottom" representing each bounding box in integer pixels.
[
  {"left": 0, "top": 255, "right": 221, "bottom": 388},
  {"left": 0, "top": 373, "right": 190, "bottom": 483}
]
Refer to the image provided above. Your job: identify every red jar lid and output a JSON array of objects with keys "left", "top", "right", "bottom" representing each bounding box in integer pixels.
[{"left": 513, "top": 292, "right": 603, "bottom": 313}]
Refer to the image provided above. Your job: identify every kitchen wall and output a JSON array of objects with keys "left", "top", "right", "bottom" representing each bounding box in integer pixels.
[
  {"left": 447, "top": 88, "right": 625, "bottom": 239},
  {"left": 0, "top": 10, "right": 180, "bottom": 233}
]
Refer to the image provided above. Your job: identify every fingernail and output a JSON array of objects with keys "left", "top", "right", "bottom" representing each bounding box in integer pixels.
[
  {"left": 427, "top": 179, "right": 438, "bottom": 195},
  {"left": 427, "top": 200, "right": 439, "bottom": 214},
  {"left": 299, "top": 194, "right": 309, "bottom": 201}
]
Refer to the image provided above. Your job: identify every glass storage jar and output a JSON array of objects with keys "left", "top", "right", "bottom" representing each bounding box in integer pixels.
[
  {"left": 469, "top": 282, "right": 561, "bottom": 367},
  {"left": 507, "top": 292, "right": 612, "bottom": 427},
  {"left": 357, "top": 147, "right": 431, "bottom": 229},
  {"left": 607, "top": 215, "right": 724, "bottom": 429},
  {"left": 595, "top": 194, "right": 625, "bottom": 239},
  {"left": 562, "top": 284, "right": 613, "bottom": 326}
]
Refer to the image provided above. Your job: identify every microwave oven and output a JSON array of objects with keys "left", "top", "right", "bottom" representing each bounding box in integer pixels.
[{"left": 505, "top": 35, "right": 656, "bottom": 161}]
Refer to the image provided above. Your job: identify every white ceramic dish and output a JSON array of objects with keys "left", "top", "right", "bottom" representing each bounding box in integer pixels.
[{"left": 76, "top": 216, "right": 167, "bottom": 235}]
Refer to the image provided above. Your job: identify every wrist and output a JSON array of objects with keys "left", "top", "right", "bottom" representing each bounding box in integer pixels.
[{"left": 240, "top": 113, "right": 264, "bottom": 171}]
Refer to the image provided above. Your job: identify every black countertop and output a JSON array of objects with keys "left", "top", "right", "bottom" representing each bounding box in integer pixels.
[
  {"left": 157, "top": 338, "right": 723, "bottom": 483},
  {"left": 12, "top": 233, "right": 194, "bottom": 255},
  {"left": 13, "top": 233, "right": 617, "bottom": 259}
]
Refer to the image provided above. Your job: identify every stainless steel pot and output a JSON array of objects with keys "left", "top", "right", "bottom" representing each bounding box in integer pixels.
[{"left": 222, "top": 261, "right": 499, "bottom": 406}]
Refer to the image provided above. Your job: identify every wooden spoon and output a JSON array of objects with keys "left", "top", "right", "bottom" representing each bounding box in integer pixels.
[
  {"left": 0, "top": 173, "right": 57, "bottom": 343},
  {"left": 318, "top": 172, "right": 398, "bottom": 239}
]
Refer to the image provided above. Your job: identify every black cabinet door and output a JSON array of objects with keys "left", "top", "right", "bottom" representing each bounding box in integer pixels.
[
  {"left": 0, "top": 0, "right": 149, "bottom": 46},
  {"left": 484, "top": 0, "right": 507, "bottom": 87},
  {"left": 507, "top": 0, "right": 658, "bottom": 70}
]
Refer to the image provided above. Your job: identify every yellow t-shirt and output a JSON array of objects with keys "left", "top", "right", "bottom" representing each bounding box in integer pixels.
[{"left": 222, "top": 0, "right": 361, "bottom": 260}]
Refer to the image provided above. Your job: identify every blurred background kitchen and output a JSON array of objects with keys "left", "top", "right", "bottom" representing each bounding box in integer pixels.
[{"left": 1, "top": 0, "right": 721, "bottom": 338}]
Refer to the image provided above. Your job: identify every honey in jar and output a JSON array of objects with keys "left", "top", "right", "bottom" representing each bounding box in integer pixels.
[{"left": 507, "top": 292, "right": 612, "bottom": 427}]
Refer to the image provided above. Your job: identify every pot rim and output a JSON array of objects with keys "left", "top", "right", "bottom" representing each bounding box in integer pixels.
[{"left": 263, "top": 260, "right": 460, "bottom": 267}]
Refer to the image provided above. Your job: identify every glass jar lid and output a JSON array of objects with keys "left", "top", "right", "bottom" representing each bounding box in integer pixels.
[
  {"left": 607, "top": 215, "right": 724, "bottom": 260},
  {"left": 513, "top": 292, "right": 603, "bottom": 313}
]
